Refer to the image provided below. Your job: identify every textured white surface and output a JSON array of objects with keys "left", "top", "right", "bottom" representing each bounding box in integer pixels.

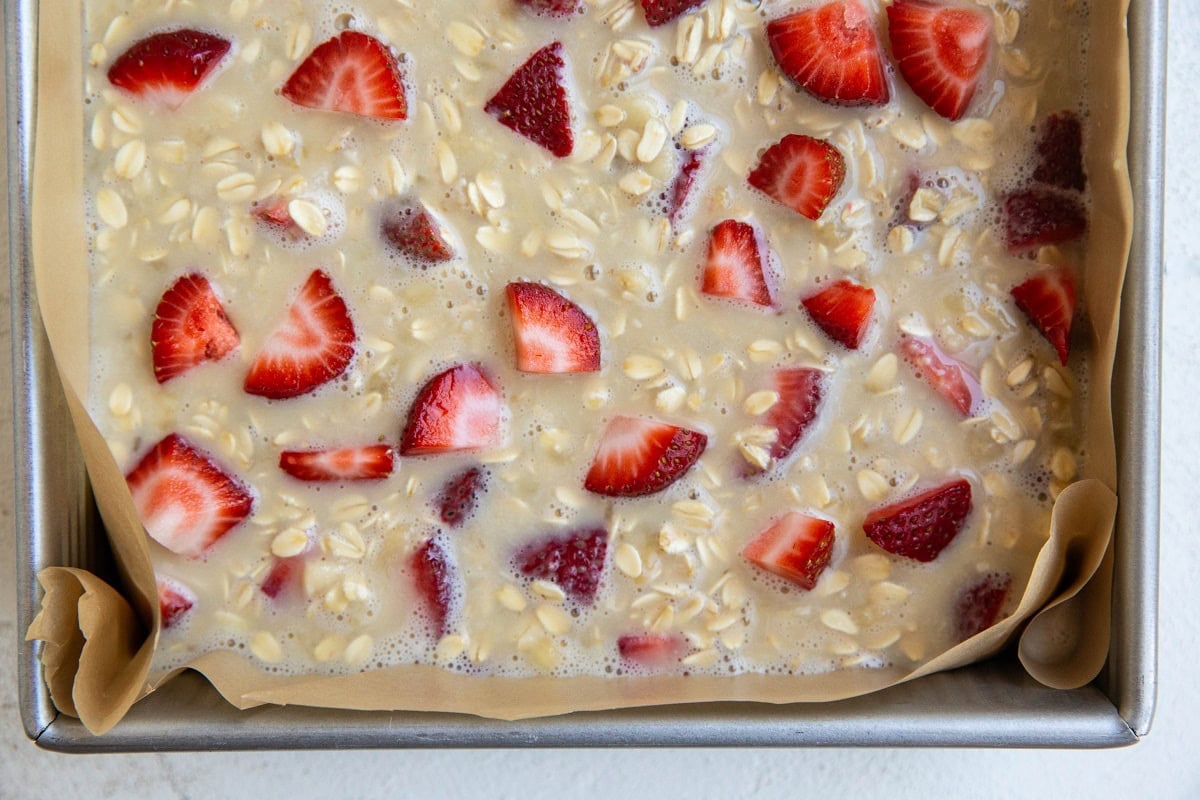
[{"left": 2, "top": 5, "right": 1196, "bottom": 796}]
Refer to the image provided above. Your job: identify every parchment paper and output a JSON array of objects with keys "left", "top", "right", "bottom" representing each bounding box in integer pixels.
[{"left": 25, "top": 0, "right": 1133, "bottom": 735}]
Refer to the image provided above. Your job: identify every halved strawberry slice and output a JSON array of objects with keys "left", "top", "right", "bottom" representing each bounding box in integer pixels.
[
  {"left": 485, "top": 42, "right": 574, "bottom": 158},
  {"left": 261, "top": 555, "right": 306, "bottom": 601},
  {"left": 1002, "top": 188, "right": 1088, "bottom": 253},
  {"left": 281, "top": 31, "right": 408, "bottom": 120},
  {"left": 742, "top": 512, "right": 836, "bottom": 590},
  {"left": 583, "top": 417, "right": 706, "bottom": 497},
  {"left": 410, "top": 535, "right": 458, "bottom": 637},
  {"left": 126, "top": 434, "right": 254, "bottom": 558},
  {"left": 516, "top": 528, "right": 608, "bottom": 604},
  {"left": 700, "top": 220, "right": 775, "bottom": 308},
  {"left": 617, "top": 633, "right": 687, "bottom": 667},
  {"left": 279, "top": 445, "right": 394, "bottom": 481},
  {"left": 151, "top": 273, "right": 240, "bottom": 384},
  {"left": 518, "top": 0, "right": 580, "bottom": 17},
  {"left": 863, "top": 479, "right": 973, "bottom": 563},
  {"left": 1033, "top": 112, "right": 1087, "bottom": 192},
  {"left": 639, "top": 0, "right": 707, "bottom": 27},
  {"left": 506, "top": 282, "right": 601, "bottom": 373},
  {"left": 955, "top": 572, "right": 1012, "bottom": 641},
  {"left": 767, "top": 1, "right": 889, "bottom": 106},
  {"left": 107, "top": 29, "right": 231, "bottom": 110},
  {"left": 1011, "top": 269, "right": 1076, "bottom": 366},
  {"left": 899, "top": 336, "right": 980, "bottom": 416},
  {"left": 886, "top": 0, "right": 992, "bottom": 121},
  {"left": 801, "top": 279, "right": 876, "bottom": 350},
  {"left": 665, "top": 146, "right": 707, "bottom": 225},
  {"left": 435, "top": 466, "right": 488, "bottom": 527},
  {"left": 400, "top": 364, "right": 504, "bottom": 455},
  {"left": 765, "top": 368, "right": 825, "bottom": 466},
  {"left": 157, "top": 580, "right": 195, "bottom": 629},
  {"left": 380, "top": 199, "right": 455, "bottom": 264},
  {"left": 244, "top": 270, "right": 356, "bottom": 400},
  {"left": 748, "top": 135, "right": 846, "bottom": 220}
]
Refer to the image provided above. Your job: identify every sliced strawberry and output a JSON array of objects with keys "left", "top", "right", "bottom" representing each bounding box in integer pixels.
[
  {"left": 107, "top": 29, "right": 231, "bottom": 110},
  {"left": 157, "top": 580, "right": 195, "bottom": 629},
  {"left": 743, "top": 512, "right": 836, "bottom": 590},
  {"left": 279, "top": 445, "right": 394, "bottom": 482},
  {"left": 516, "top": 528, "right": 608, "bottom": 604},
  {"left": 665, "top": 146, "right": 707, "bottom": 225},
  {"left": 244, "top": 270, "right": 356, "bottom": 400},
  {"left": 765, "top": 368, "right": 825, "bottom": 467},
  {"left": 639, "top": 0, "right": 707, "bottom": 27},
  {"left": 151, "top": 273, "right": 239, "bottom": 383},
  {"left": 126, "top": 434, "right": 254, "bottom": 558},
  {"left": 281, "top": 31, "right": 407, "bottom": 120},
  {"left": 899, "top": 336, "right": 980, "bottom": 416},
  {"left": 380, "top": 199, "right": 455, "bottom": 264},
  {"left": 617, "top": 634, "right": 687, "bottom": 668},
  {"left": 506, "top": 282, "right": 601, "bottom": 373},
  {"left": 748, "top": 134, "right": 846, "bottom": 220},
  {"left": 1002, "top": 188, "right": 1088, "bottom": 253},
  {"left": 1033, "top": 112, "right": 1087, "bottom": 192},
  {"left": 260, "top": 555, "right": 305, "bottom": 600},
  {"left": 767, "top": 1, "right": 889, "bottom": 106},
  {"left": 1011, "top": 270, "right": 1076, "bottom": 365},
  {"left": 801, "top": 279, "right": 876, "bottom": 350},
  {"left": 518, "top": 0, "right": 580, "bottom": 17},
  {"left": 436, "top": 466, "right": 488, "bottom": 527},
  {"left": 400, "top": 364, "right": 504, "bottom": 455},
  {"left": 956, "top": 572, "right": 1012, "bottom": 641},
  {"left": 700, "top": 220, "right": 775, "bottom": 308},
  {"left": 863, "top": 479, "right": 973, "bottom": 563},
  {"left": 886, "top": 0, "right": 992, "bottom": 121},
  {"left": 410, "top": 536, "right": 458, "bottom": 637},
  {"left": 484, "top": 42, "right": 574, "bottom": 158},
  {"left": 583, "top": 416, "right": 706, "bottom": 497},
  {"left": 251, "top": 196, "right": 306, "bottom": 240}
]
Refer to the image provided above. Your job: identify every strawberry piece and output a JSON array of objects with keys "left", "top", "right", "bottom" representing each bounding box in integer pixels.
[
  {"left": 107, "top": 29, "right": 231, "bottom": 110},
  {"left": 863, "top": 479, "right": 973, "bottom": 563},
  {"left": 886, "top": 0, "right": 992, "bottom": 121},
  {"left": 436, "top": 466, "right": 488, "bottom": 527},
  {"left": 410, "top": 536, "right": 458, "bottom": 637},
  {"left": 157, "top": 580, "right": 195, "bottom": 629},
  {"left": 584, "top": 416, "right": 706, "bottom": 497},
  {"left": 1002, "top": 188, "right": 1088, "bottom": 252},
  {"left": 742, "top": 512, "right": 836, "bottom": 590},
  {"left": 665, "top": 146, "right": 707, "bottom": 225},
  {"left": 126, "top": 434, "right": 254, "bottom": 558},
  {"left": 899, "top": 336, "right": 980, "bottom": 416},
  {"left": 244, "top": 270, "right": 356, "bottom": 400},
  {"left": 251, "top": 196, "right": 304, "bottom": 239},
  {"left": 260, "top": 555, "right": 305, "bottom": 600},
  {"left": 801, "top": 279, "right": 876, "bottom": 349},
  {"left": 279, "top": 444, "right": 394, "bottom": 481},
  {"left": 617, "top": 634, "right": 687, "bottom": 667},
  {"left": 484, "top": 42, "right": 574, "bottom": 158},
  {"left": 281, "top": 31, "right": 408, "bottom": 120},
  {"left": 380, "top": 200, "right": 455, "bottom": 264},
  {"left": 506, "top": 282, "right": 602, "bottom": 373},
  {"left": 766, "top": 1, "right": 889, "bottom": 106},
  {"left": 748, "top": 134, "right": 846, "bottom": 220},
  {"left": 517, "top": 528, "right": 608, "bottom": 604},
  {"left": 639, "top": 0, "right": 707, "bottom": 27},
  {"left": 518, "top": 0, "right": 580, "bottom": 17},
  {"left": 765, "top": 368, "right": 825, "bottom": 466},
  {"left": 400, "top": 364, "right": 504, "bottom": 455},
  {"left": 1011, "top": 270, "right": 1076, "bottom": 365},
  {"left": 700, "top": 220, "right": 775, "bottom": 308},
  {"left": 151, "top": 273, "right": 239, "bottom": 384},
  {"left": 1034, "top": 112, "right": 1086, "bottom": 192},
  {"left": 956, "top": 572, "right": 1012, "bottom": 641}
]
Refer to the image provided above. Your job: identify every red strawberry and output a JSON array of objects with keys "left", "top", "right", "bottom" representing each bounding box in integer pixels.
[
  {"left": 766, "top": 1, "right": 889, "bottom": 106},
  {"left": 107, "top": 29, "right": 231, "bottom": 109},
  {"left": 410, "top": 536, "right": 458, "bottom": 636},
  {"left": 584, "top": 417, "right": 706, "bottom": 497},
  {"left": 436, "top": 466, "right": 488, "bottom": 527},
  {"left": 518, "top": 0, "right": 580, "bottom": 17},
  {"left": 157, "top": 580, "right": 195, "bottom": 629},
  {"left": 899, "top": 336, "right": 980, "bottom": 416},
  {"left": 251, "top": 196, "right": 306, "bottom": 240},
  {"left": 801, "top": 279, "right": 876, "bottom": 349},
  {"left": 956, "top": 572, "right": 1012, "bottom": 641},
  {"left": 506, "top": 282, "right": 601, "bottom": 373},
  {"left": 742, "top": 512, "right": 836, "bottom": 590},
  {"left": 617, "top": 634, "right": 687, "bottom": 667},
  {"left": 400, "top": 364, "right": 504, "bottom": 455},
  {"left": 380, "top": 200, "right": 454, "bottom": 264},
  {"left": 281, "top": 31, "right": 407, "bottom": 120},
  {"left": 1002, "top": 188, "right": 1088, "bottom": 253},
  {"left": 862, "top": 479, "right": 973, "bottom": 563},
  {"left": 261, "top": 555, "right": 305, "bottom": 600},
  {"left": 748, "top": 135, "right": 846, "bottom": 220},
  {"left": 517, "top": 528, "right": 608, "bottom": 604},
  {"left": 244, "top": 270, "right": 356, "bottom": 399},
  {"left": 1033, "top": 112, "right": 1087, "bottom": 192},
  {"left": 279, "top": 445, "right": 394, "bottom": 481},
  {"left": 1011, "top": 270, "right": 1076, "bottom": 365},
  {"left": 126, "top": 434, "right": 254, "bottom": 558},
  {"left": 151, "top": 273, "right": 239, "bottom": 383},
  {"left": 700, "top": 220, "right": 775, "bottom": 308},
  {"left": 886, "top": 0, "right": 992, "bottom": 121},
  {"left": 765, "top": 368, "right": 825, "bottom": 466},
  {"left": 484, "top": 42, "right": 574, "bottom": 158},
  {"left": 639, "top": 0, "right": 707, "bottom": 28},
  {"left": 665, "top": 146, "right": 707, "bottom": 224}
]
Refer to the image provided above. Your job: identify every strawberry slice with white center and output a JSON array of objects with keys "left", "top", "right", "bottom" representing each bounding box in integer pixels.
[
  {"left": 278, "top": 444, "right": 394, "bottom": 482},
  {"left": 126, "top": 434, "right": 253, "bottom": 558},
  {"left": 380, "top": 199, "right": 455, "bottom": 264},
  {"left": 244, "top": 269, "right": 356, "bottom": 400},
  {"left": 748, "top": 134, "right": 846, "bottom": 220},
  {"left": 400, "top": 364, "right": 505, "bottom": 455},
  {"left": 886, "top": 0, "right": 992, "bottom": 121},
  {"left": 584, "top": 416, "right": 707, "bottom": 497},
  {"left": 766, "top": 1, "right": 890, "bottom": 107},
  {"left": 899, "top": 336, "right": 981, "bottom": 416},
  {"left": 639, "top": 0, "right": 707, "bottom": 27},
  {"left": 281, "top": 31, "right": 408, "bottom": 120},
  {"left": 1011, "top": 269, "right": 1076, "bottom": 366},
  {"left": 742, "top": 512, "right": 836, "bottom": 590},
  {"left": 801, "top": 279, "right": 876, "bottom": 350},
  {"left": 700, "top": 220, "right": 776, "bottom": 308},
  {"left": 151, "top": 273, "right": 239, "bottom": 384},
  {"left": 157, "top": 580, "right": 195, "bottom": 629},
  {"left": 484, "top": 42, "right": 574, "bottom": 158},
  {"left": 506, "top": 282, "right": 601, "bottom": 373},
  {"left": 107, "top": 29, "right": 231, "bottom": 110},
  {"left": 764, "top": 368, "right": 825, "bottom": 467},
  {"left": 863, "top": 479, "right": 973, "bottom": 563},
  {"left": 617, "top": 634, "right": 688, "bottom": 668}
]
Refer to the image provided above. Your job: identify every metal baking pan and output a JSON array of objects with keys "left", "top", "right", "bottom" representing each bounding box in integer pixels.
[{"left": 7, "top": 0, "right": 1163, "bottom": 750}]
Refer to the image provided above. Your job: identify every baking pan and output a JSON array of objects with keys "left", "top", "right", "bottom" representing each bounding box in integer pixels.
[{"left": 7, "top": 0, "right": 1163, "bottom": 750}]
